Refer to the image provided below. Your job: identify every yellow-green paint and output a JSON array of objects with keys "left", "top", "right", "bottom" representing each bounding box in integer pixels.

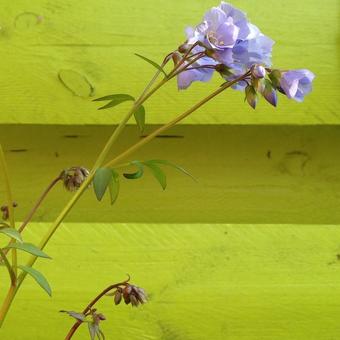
[
  {"left": 0, "top": 0, "right": 339, "bottom": 339},
  {"left": 1, "top": 223, "right": 340, "bottom": 339},
  {"left": 1, "top": 124, "right": 340, "bottom": 224},
  {"left": 0, "top": 0, "right": 338, "bottom": 125}
]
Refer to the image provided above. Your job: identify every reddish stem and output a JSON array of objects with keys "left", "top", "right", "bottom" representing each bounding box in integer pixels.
[{"left": 64, "top": 278, "right": 130, "bottom": 340}]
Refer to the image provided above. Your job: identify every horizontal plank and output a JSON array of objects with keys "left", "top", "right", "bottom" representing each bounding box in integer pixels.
[
  {"left": 1, "top": 124, "right": 340, "bottom": 224},
  {"left": 0, "top": 0, "right": 338, "bottom": 125},
  {"left": 1, "top": 223, "right": 340, "bottom": 339}
]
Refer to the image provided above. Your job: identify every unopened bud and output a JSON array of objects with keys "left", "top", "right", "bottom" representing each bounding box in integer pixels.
[
  {"left": 262, "top": 79, "right": 278, "bottom": 107},
  {"left": 268, "top": 69, "right": 282, "bottom": 88},
  {"left": 245, "top": 85, "right": 258, "bottom": 109},
  {"left": 251, "top": 65, "right": 266, "bottom": 79},
  {"left": 114, "top": 289, "right": 122, "bottom": 305}
]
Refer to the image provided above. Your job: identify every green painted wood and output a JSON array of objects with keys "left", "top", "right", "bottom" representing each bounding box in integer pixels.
[
  {"left": 1, "top": 223, "right": 340, "bottom": 339},
  {"left": 0, "top": 0, "right": 338, "bottom": 125},
  {"left": 1, "top": 124, "right": 340, "bottom": 224}
]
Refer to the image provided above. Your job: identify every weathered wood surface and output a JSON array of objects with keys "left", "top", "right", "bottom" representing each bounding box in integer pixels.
[
  {"left": 1, "top": 124, "right": 340, "bottom": 224},
  {"left": 1, "top": 223, "right": 340, "bottom": 339},
  {"left": 0, "top": 0, "right": 338, "bottom": 125}
]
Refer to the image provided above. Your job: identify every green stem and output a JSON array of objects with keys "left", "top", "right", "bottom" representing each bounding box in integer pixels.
[
  {"left": 0, "top": 65, "right": 171, "bottom": 326},
  {"left": 105, "top": 72, "right": 250, "bottom": 168},
  {"left": 65, "top": 278, "right": 130, "bottom": 339},
  {"left": 0, "top": 145, "right": 16, "bottom": 277},
  {"left": 0, "top": 249, "right": 15, "bottom": 285}
]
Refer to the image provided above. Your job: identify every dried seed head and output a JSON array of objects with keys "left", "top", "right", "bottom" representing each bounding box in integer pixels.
[
  {"left": 61, "top": 166, "right": 90, "bottom": 192},
  {"left": 114, "top": 289, "right": 122, "bottom": 305},
  {"left": 122, "top": 284, "right": 147, "bottom": 307},
  {"left": 1, "top": 202, "right": 18, "bottom": 221}
]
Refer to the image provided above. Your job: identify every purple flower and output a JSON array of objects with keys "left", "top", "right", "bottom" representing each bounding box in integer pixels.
[
  {"left": 176, "top": 44, "right": 217, "bottom": 90},
  {"left": 185, "top": 2, "right": 274, "bottom": 68},
  {"left": 180, "top": 2, "right": 274, "bottom": 89},
  {"left": 280, "top": 69, "right": 315, "bottom": 102}
]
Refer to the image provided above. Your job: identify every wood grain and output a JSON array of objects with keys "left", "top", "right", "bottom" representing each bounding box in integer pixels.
[
  {"left": 1, "top": 222, "right": 340, "bottom": 339},
  {"left": 0, "top": 0, "right": 338, "bottom": 125},
  {"left": 0, "top": 124, "right": 340, "bottom": 224}
]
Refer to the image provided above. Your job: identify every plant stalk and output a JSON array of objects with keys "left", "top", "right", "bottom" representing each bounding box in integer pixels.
[{"left": 65, "top": 279, "right": 129, "bottom": 340}]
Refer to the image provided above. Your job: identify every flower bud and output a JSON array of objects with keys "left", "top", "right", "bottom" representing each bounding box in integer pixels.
[
  {"left": 251, "top": 65, "right": 266, "bottom": 79},
  {"left": 268, "top": 69, "right": 282, "bottom": 88},
  {"left": 114, "top": 289, "right": 122, "bottom": 305},
  {"left": 245, "top": 85, "right": 258, "bottom": 109},
  {"left": 261, "top": 79, "right": 278, "bottom": 107}
]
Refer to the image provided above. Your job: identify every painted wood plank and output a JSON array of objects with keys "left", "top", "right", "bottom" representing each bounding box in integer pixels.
[
  {"left": 1, "top": 223, "right": 340, "bottom": 339},
  {"left": 0, "top": 0, "right": 338, "bottom": 125},
  {"left": 1, "top": 124, "right": 340, "bottom": 224}
]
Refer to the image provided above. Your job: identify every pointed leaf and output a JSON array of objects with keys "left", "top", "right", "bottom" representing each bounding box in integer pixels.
[
  {"left": 0, "top": 227, "right": 23, "bottom": 243},
  {"left": 109, "top": 170, "right": 120, "bottom": 205},
  {"left": 93, "top": 168, "right": 113, "bottom": 201},
  {"left": 143, "top": 161, "right": 167, "bottom": 190},
  {"left": 88, "top": 322, "right": 99, "bottom": 340},
  {"left": 60, "top": 310, "right": 86, "bottom": 322},
  {"left": 18, "top": 265, "right": 52, "bottom": 296},
  {"left": 6, "top": 242, "right": 51, "bottom": 258},
  {"left": 148, "top": 160, "right": 196, "bottom": 181},
  {"left": 93, "top": 94, "right": 135, "bottom": 110},
  {"left": 123, "top": 161, "right": 144, "bottom": 179},
  {"left": 134, "top": 105, "right": 145, "bottom": 133},
  {"left": 135, "top": 53, "right": 168, "bottom": 77}
]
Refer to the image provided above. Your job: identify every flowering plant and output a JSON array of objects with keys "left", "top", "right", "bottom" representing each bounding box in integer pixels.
[{"left": 0, "top": 2, "right": 314, "bottom": 339}]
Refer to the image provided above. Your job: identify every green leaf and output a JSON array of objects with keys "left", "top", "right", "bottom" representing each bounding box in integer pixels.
[
  {"left": 134, "top": 105, "right": 145, "bottom": 133},
  {"left": 93, "top": 168, "right": 113, "bottom": 201},
  {"left": 123, "top": 161, "right": 144, "bottom": 179},
  {"left": 109, "top": 170, "right": 120, "bottom": 205},
  {"left": 0, "top": 227, "right": 23, "bottom": 243},
  {"left": 135, "top": 53, "right": 168, "bottom": 77},
  {"left": 88, "top": 322, "right": 99, "bottom": 340},
  {"left": 18, "top": 265, "right": 52, "bottom": 296},
  {"left": 60, "top": 310, "right": 86, "bottom": 322},
  {"left": 93, "top": 94, "right": 135, "bottom": 110},
  {"left": 5, "top": 242, "right": 51, "bottom": 259},
  {"left": 143, "top": 161, "right": 167, "bottom": 190},
  {"left": 148, "top": 160, "right": 196, "bottom": 181}
]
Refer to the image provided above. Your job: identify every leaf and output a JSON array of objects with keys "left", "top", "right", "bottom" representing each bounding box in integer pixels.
[
  {"left": 60, "top": 310, "right": 86, "bottom": 322},
  {"left": 93, "top": 168, "right": 113, "bottom": 201},
  {"left": 88, "top": 322, "right": 99, "bottom": 340},
  {"left": 143, "top": 161, "right": 167, "bottom": 190},
  {"left": 93, "top": 94, "right": 135, "bottom": 110},
  {"left": 109, "top": 170, "right": 120, "bottom": 205},
  {"left": 149, "top": 160, "right": 196, "bottom": 181},
  {"left": 18, "top": 265, "right": 52, "bottom": 296},
  {"left": 135, "top": 53, "right": 168, "bottom": 77},
  {"left": 134, "top": 105, "right": 145, "bottom": 133},
  {"left": 123, "top": 161, "right": 144, "bottom": 179},
  {"left": 0, "top": 227, "right": 23, "bottom": 243},
  {"left": 5, "top": 242, "right": 51, "bottom": 259}
]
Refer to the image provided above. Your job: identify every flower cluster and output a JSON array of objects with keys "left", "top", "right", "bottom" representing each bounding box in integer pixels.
[
  {"left": 175, "top": 1, "right": 315, "bottom": 107},
  {"left": 112, "top": 284, "right": 147, "bottom": 307}
]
